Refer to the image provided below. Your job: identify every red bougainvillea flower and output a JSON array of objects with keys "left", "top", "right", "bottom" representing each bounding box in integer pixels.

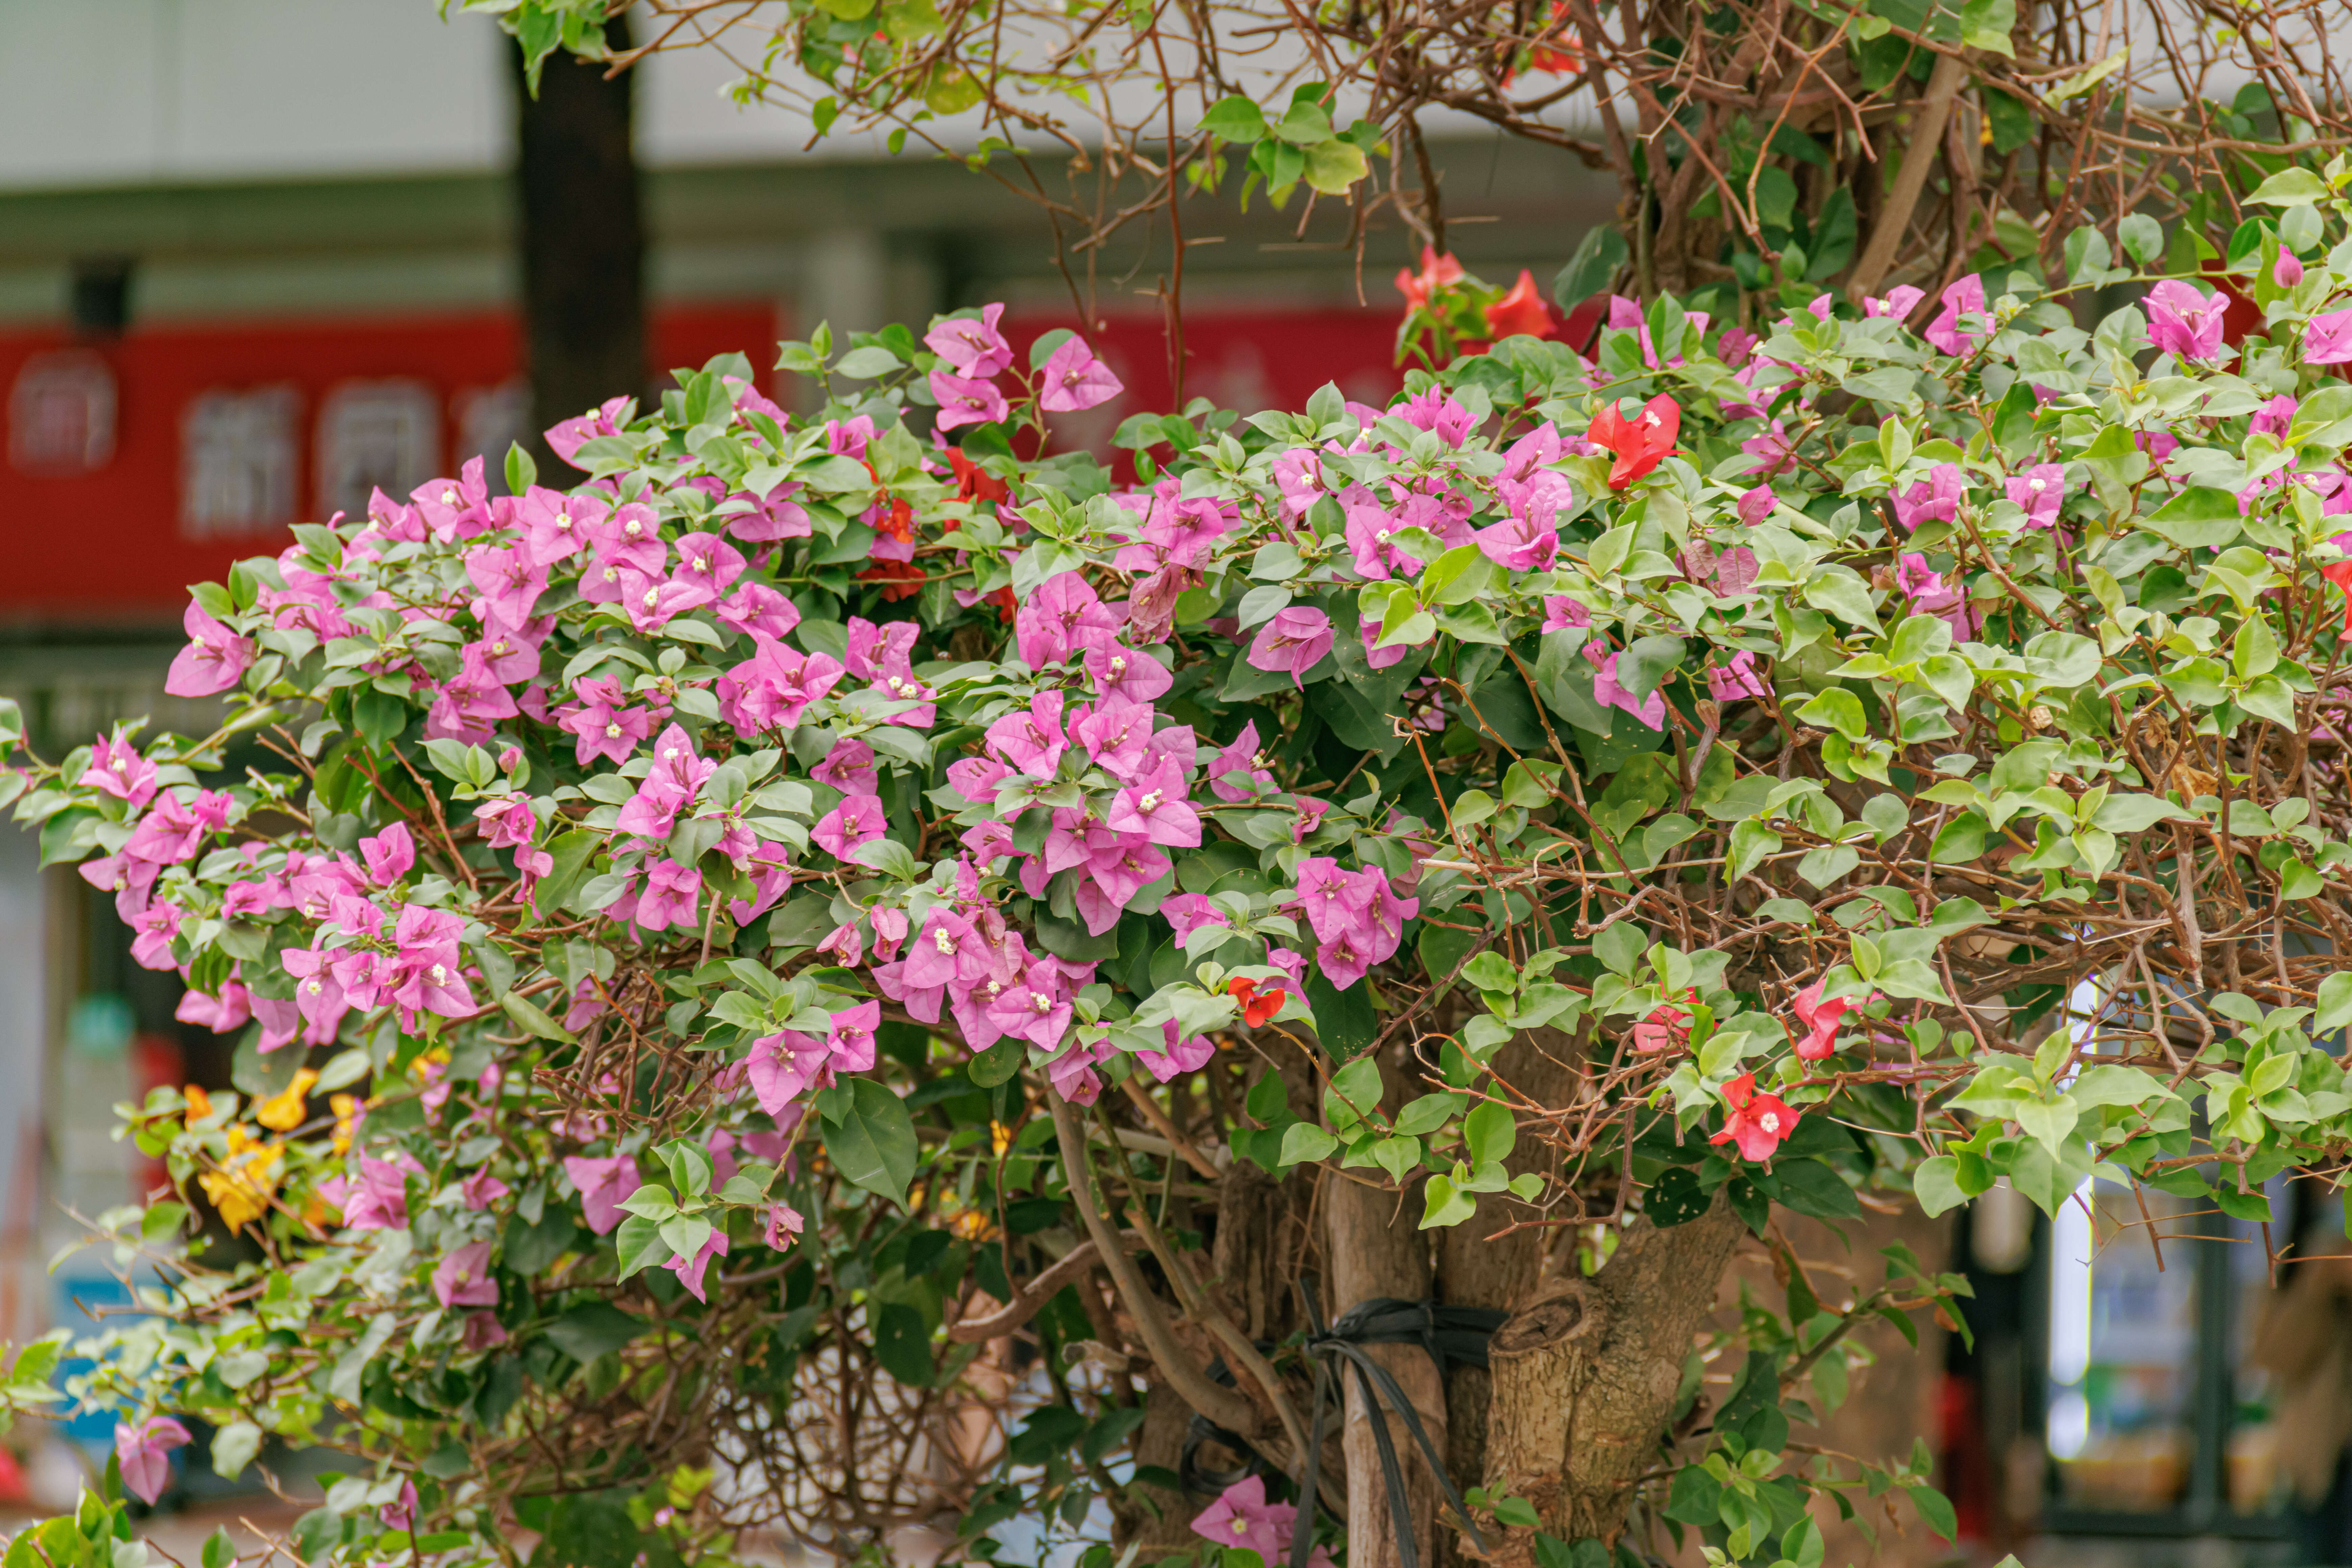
[
  {"left": 1529, "top": 1, "right": 1584, "bottom": 74},
  {"left": 1394, "top": 245, "right": 1467, "bottom": 311},
  {"left": 856, "top": 559, "right": 925, "bottom": 601},
  {"left": 1631, "top": 1001, "right": 1691, "bottom": 1053},
  {"left": 2320, "top": 533, "right": 2352, "bottom": 634},
  {"left": 1792, "top": 979, "right": 1873, "bottom": 1061},
  {"left": 1709, "top": 1072, "right": 1800, "bottom": 1162},
  {"left": 1588, "top": 394, "right": 1681, "bottom": 489},
  {"left": 1485, "top": 270, "right": 1557, "bottom": 341},
  {"left": 946, "top": 447, "right": 1010, "bottom": 507},
  {"left": 1227, "top": 977, "right": 1286, "bottom": 1028}
]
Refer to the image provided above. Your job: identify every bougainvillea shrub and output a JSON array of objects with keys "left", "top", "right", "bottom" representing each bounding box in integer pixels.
[{"left": 12, "top": 168, "right": 2352, "bottom": 1568}]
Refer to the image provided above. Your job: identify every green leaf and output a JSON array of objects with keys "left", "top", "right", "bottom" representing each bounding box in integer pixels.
[
  {"left": 1553, "top": 225, "right": 1630, "bottom": 310},
  {"left": 1279, "top": 1122, "right": 1341, "bottom": 1167},
  {"left": 2144, "top": 487, "right": 2243, "bottom": 549},
  {"left": 2246, "top": 167, "right": 2328, "bottom": 206},
  {"left": 1420, "top": 1174, "right": 1477, "bottom": 1229},
  {"left": 1773, "top": 1158, "right": 1861, "bottom": 1220},
  {"left": 1793, "top": 687, "right": 1869, "bottom": 740},
  {"left": 821, "top": 1077, "right": 921, "bottom": 1204},
  {"left": 1201, "top": 95, "right": 1269, "bottom": 142},
  {"left": 1464, "top": 1101, "right": 1516, "bottom": 1165},
  {"left": 211, "top": 1420, "right": 263, "bottom": 1483},
  {"left": 1804, "top": 569, "right": 1880, "bottom": 630},
  {"left": 1615, "top": 635, "right": 1686, "bottom": 702},
  {"left": 2317, "top": 971, "right": 2352, "bottom": 1033},
  {"left": 500, "top": 990, "right": 573, "bottom": 1043},
  {"left": 1912, "top": 1155, "right": 1985, "bottom": 1217},
  {"left": 1302, "top": 138, "right": 1370, "bottom": 195},
  {"left": 1907, "top": 1485, "right": 1959, "bottom": 1541},
  {"left": 544, "top": 1302, "right": 649, "bottom": 1363}
]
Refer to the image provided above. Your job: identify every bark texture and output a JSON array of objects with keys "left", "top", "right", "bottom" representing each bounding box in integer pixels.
[
  {"left": 1325, "top": 1165, "right": 1448, "bottom": 1568},
  {"left": 1437, "top": 1025, "right": 1579, "bottom": 1562},
  {"left": 513, "top": 24, "right": 645, "bottom": 479},
  {"left": 1483, "top": 1193, "right": 1747, "bottom": 1561}
]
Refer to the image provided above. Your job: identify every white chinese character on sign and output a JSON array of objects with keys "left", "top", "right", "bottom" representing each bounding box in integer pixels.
[
  {"left": 455, "top": 378, "right": 530, "bottom": 495},
  {"left": 315, "top": 379, "right": 440, "bottom": 521},
  {"left": 181, "top": 386, "right": 300, "bottom": 539},
  {"left": 8, "top": 350, "right": 117, "bottom": 476}
]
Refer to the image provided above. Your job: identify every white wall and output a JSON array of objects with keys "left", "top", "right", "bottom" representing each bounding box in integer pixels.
[
  {"left": 0, "top": 0, "right": 1544, "bottom": 192},
  {"left": 0, "top": 0, "right": 856, "bottom": 192}
]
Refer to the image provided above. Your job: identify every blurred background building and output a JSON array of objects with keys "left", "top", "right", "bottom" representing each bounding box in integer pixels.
[{"left": 2, "top": 5, "right": 2347, "bottom": 1564}]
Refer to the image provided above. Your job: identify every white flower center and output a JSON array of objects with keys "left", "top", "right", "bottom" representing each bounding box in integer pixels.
[
  {"left": 428, "top": 963, "right": 448, "bottom": 986},
  {"left": 934, "top": 929, "right": 956, "bottom": 954},
  {"left": 602, "top": 566, "right": 618, "bottom": 583},
  {"left": 1139, "top": 790, "right": 1163, "bottom": 811},
  {"left": 556, "top": 511, "right": 572, "bottom": 529},
  {"left": 441, "top": 487, "right": 459, "bottom": 506},
  {"left": 605, "top": 722, "right": 622, "bottom": 739},
  {"left": 624, "top": 520, "right": 643, "bottom": 538},
  {"left": 1760, "top": 1112, "right": 1780, "bottom": 1133}
]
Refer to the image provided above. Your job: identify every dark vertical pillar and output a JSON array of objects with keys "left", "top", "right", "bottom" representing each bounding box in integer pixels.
[{"left": 512, "top": 20, "right": 645, "bottom": 478}]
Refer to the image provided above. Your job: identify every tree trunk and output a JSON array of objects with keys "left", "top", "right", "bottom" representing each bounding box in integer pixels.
[
  {"left": 1323, "top": 1046, "right": 1448, "bottom": 1568},
  {"left": 1482, "top": 1192, "right": 1747, "bottom": 1561},
  {"left": 1118, "top": 1374, "right": 1202, "bottom": 1554},
  {"left": 1437, "top": 1027, "right": 1579, "bottom": 1566},
  {"left": 512, "top": 21, "right": 645, "bottom": 480}
]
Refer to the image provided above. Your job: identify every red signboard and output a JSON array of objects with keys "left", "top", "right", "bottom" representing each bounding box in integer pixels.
[
  {"left": 1004, "top": 306, "right": 1402, "bottom": 457},
  {"left": 0, "top": 300, "right": 1403, "bottom": 626},
  {"left": 0, "top": 304, "right": 781, "bottom": 625}
]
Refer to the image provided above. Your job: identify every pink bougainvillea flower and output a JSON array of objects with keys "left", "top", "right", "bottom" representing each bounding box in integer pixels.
[
  {"left": 359, "top": 822, "right": 415, "bottom": 886},
  {"left": 563, "top": 1155, "right": 641, "bottom": 1235},
  {"left": 1191, "top": 1475, "right": 1296, "bottom": 1562},
  {"left": 1709, "top": 1072, "right": 1800, "bottom": 1162},
  {"left": 2005, "top": 462, "right": 2066, "bottom": 529},
  {"left": 461, "top": 1169, "right": 511, "bottom": 1211},
  {"left": 1924, "top": 274, "right": 1987, "bottom": 356},
  {"left": 748, "top": 1000, "right": 882, "bottom": 1114},
  {"left": 1588, "top": 646, "right": 1667, "bottom": 730},
  {"left": 812, "top": 794, "right": 888, "bottom": 860},
  {"left": 1040, "top": 336, "right": 1124, "bottom": 411},
  {"left": 666, "top": 1226, "right": 730, "bottom": 1303},
  {"left": 930, "top": 371, "right": 1010, "bottom": 430},
  {"left": 165, "top": 602, "right": 254, "bottom": 698},
  {"left": 1707, "top": 650, "right": 1770, "bottom": 702},
  {"left": 2306, "top": 307, "right": 2352, "bottom": 365},
  {"left": 2145, "top": 279, "right": 2232, "bottom": 362},
  {"left": 1891, "top": 463, "right": 1964, "bottom": 532},
  {"left": 925, "top": 303, "right": 1011, "bottom": 378},
  {"left": 115, "top": 1415, "right": 192, "bottom": 1505},
  {"left": 1246, "top": 606, "right": 1334, "bottom": 687},
  {"left": 432, "top": 1240, "right": 499, "bottom": 1309},
  {"left": 80, "top": 734, "right": 158, "bottom": 808},
  {"left": 1863, "top": 285, "right": 1926, "bottom": 321}
]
